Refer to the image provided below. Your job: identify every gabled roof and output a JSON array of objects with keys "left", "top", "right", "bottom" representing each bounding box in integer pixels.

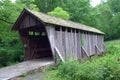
[{"left": 12, "top": 8, "right": 104, "bottom": 34}]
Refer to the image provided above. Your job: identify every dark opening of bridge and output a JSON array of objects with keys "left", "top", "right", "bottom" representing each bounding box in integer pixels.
[{"left": 19, "top": 25, "right": 53, "bottom": 60}]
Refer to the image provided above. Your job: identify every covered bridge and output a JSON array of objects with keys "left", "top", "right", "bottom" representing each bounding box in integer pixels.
[{"left": 12, "top": 8, "right": 106, "bottom": 64}]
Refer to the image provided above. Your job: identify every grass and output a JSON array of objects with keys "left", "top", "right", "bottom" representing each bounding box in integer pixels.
[
  {"left": 20, "top": 73, "right": 28, "bottom": 77},
  {"left": 45, "top": 40, "right": 120, "bottom": 80}
]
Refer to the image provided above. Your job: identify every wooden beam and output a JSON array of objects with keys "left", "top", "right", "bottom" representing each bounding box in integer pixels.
[
  {"left": 81, "top": 46, "right": 90, "bottom": 59},
  {"left": 95, "top": 45, "right": 101, "bottom": 55},
  {"left": 54, "top": 47, "right": 65, "bottom": 63}
]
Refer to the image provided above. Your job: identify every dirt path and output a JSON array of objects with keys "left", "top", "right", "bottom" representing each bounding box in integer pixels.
[
  {"left": 22, "top": 72, "right": 46, "bottom": 80},
  {"left": 0, "top": 57, "right": 53, "bottom": 80},
  {"left": 13, "top": 71, "right": 47, "bottom": 80}
]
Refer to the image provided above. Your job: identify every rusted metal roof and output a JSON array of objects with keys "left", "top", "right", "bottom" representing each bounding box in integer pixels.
[{"left": 13, "top": 8, "right": 104, "bottom": 34}]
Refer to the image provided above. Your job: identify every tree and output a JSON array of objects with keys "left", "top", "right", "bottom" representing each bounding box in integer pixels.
[
  {"left": 48, "top": 7, "right": 70, "bottom": 20},
  {"left": 0, "top": 0, "right": 24, "bottom": 67},
  {"left": 110, "top": 12, "right": 120, "bottom": 39},
  {"left": 34, "top": 0, "right": 62, "bottom": 13},
  {"left": 89, "top": 2, "right": 114, "bottom": 40},
  {"left": 34, "top": 0, "right": 92, "bottom": 23},
  {"left": 60, "top": 0, "right": 91, "bottom": 23},
  {"left": 108, "top": 0, "right": 120, "bottom": 14},
  {"left": 92, "top": 0, "right": 120, "bottom": 40},
  {"left": 0, "top": 0, "right": 24, "bottom": 24},
  {"left": 16, "top": 0, "right": 39, "bottom": 11}
]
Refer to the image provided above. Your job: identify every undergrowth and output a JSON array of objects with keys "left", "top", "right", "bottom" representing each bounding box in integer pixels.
[{"left": 45, "top": 40, "right": 120, "bottom": 80}]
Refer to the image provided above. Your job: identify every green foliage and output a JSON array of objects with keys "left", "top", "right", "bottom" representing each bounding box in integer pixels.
[
  {"left": 34, "top": 0, "right": 61, "bottom": 13},
  {"left": 20, "top": 73, "right": 28, "bottom": 77},
  {"left": 91, "top": 1, "right": 120, "bottom": 40},
  {"left": 0, "top": 0, "right": 24, "bottom": 68},
  {"left": 0, "top": 48, "right": 10, "bottom": 66},
  {"left": 34, "top": 0, "right": 93, "bottom": 24},
  {"left": 16, "top": 0, "right": 39, "bottom": 11},
  {"left": 0, "top": 0, "right": 25, "bottom": 23},
  {"left": 108, "top": 0, "right": 120, "bottom": 14},
  {"left": 48, "top": 7, "right": 70, "bottom": 20},
  {"left": 110, "top": 12, "right": 120, "bottom": 39},
  {"left": 59, "top": 0, "right": 91, "bottom": 23},
  {"left": 46, "top": 40, "right": 120, "bottom": 80},
  {"left": 0, "top": 36, "right": 24, "bottom": 67}
]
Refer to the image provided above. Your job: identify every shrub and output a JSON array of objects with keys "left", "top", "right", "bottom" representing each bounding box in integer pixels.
[
  {"left": 0, "top": 48, "right": 10, "bottom": 66},
  {"left": 0, "top": 36, "right": 24, "bottom": 68},
  {"left": 46, "top": 40, "right": 120, "bottom": 80}
]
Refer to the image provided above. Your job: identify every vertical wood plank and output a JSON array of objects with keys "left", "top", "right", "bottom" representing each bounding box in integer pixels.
[
  {"left": 62, "top": 28, "right": 65, "bottom": 60},
  {"left": 70, "top": 29, "right": 73, "bottom": 59},
  {"left": 95, "top": 34, "right": 97, "bottom": 55},
  {"left": 89, "top": 33, "right": 92, "bottom": 55},
  {"left": 85, "top": 33, "right": 88, "bottom": 54},
  {"left": 45, "top": 25, "right": 55, "bottom": 56},
  {"left": 93, "top": 34, "right": 95, "bottom": 55},
  {"left": 65, "top": 29, "right": 67, "bottom": 60},
  {"left": 97, "top": 34, "right": 101, "bottom": 54},
  {"left": 86, "top": 33, "right": 90, "bottom": 55},
  {"left": 29, "top": 15, "right": 37, "bottom": 27},
  {"left": 77, "top": 31, "right": 81, "bottom": 59},
  {"left": 91, "top": 34, "right": 94, "bottom": 55},
  {"left": 67, "top": 29, "right": 71, "bottom": 60},
  {"left": 92, "top": 34, "right": 94, "bottom": 55},
  {"left": 74, "top": 30, "right": 77, "bottom": 60},
  {"left": 101, "top": 35, "right": 104, "bottom": 52},
  {"left": 80, "top": 31, "right": 82, "bottom": 58},
  {"left": 72, "top": 29, "right": 75, "bottom": 59}
]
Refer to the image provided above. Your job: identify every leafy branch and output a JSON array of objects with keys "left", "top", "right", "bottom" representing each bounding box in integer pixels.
[{"left": 0, "top": 18, "right": 14, "bottom": 24}]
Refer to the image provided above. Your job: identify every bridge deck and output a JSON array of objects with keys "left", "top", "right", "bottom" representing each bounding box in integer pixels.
[{"left": 0, "top": 57, "right": 54, "bottom": 80}]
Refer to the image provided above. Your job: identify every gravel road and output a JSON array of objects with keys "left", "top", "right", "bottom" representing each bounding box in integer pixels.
[{"left": 13, "top": 72, "right": 47, "bottom": 80}]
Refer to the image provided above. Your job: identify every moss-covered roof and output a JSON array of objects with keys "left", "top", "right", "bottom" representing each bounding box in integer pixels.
[{"left": 12, "top": 8, "right": 104, "bottom": 34}]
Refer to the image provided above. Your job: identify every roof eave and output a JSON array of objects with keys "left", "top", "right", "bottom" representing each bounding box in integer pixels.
[{"left": 11, "top": 8, "right": 27, "bottom": 31}]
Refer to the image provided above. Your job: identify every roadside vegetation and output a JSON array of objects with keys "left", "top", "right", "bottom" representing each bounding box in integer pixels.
[{"left": 45, "top": 40, "right": 120, "bottom": 80}]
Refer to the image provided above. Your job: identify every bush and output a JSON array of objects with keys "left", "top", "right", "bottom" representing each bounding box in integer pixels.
[
  {"left": 0, "top": 48, "right": 11, "bottom": 66},
  {"left": 46, "top": 40, "right": 120, "bottom": 80},
  {"left": 0, "top": 36, "right": 24, "bottom": 68}
]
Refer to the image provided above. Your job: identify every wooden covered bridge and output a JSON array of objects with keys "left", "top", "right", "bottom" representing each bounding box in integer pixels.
[{"left": 12, "top": 8, "right": 106, "bottom": 64}]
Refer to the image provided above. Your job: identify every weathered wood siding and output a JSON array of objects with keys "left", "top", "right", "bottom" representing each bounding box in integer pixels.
[
  {"left": 45, "top": 26, "right": 55, "bottom": 56},
  {"left": 20, "top": 14, "right": 40, "bottom": 29},
  {"left": 18, "top": 14, "right": 105, "bottom": 61},
  {"left": 77, "top": 31, "right": 82, "bottom": 59},
  {"left": 45, "top": 25, "right": 105, "bottom": 62}
]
